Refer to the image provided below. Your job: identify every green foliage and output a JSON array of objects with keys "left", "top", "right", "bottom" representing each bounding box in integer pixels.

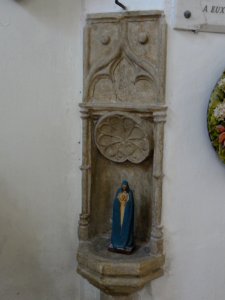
[{"left": 207, "top": 73, "right": 225, "bottom": 163}]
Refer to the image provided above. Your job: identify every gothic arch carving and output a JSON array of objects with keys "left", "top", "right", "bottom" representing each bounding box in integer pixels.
[{"left": 84, "top": 19, "right": 159, "bottom": 104}]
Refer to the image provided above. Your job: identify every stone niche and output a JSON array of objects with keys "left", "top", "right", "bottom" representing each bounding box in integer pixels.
[{"left": 77, "top": 11, "right": 167, "bottom": 297}]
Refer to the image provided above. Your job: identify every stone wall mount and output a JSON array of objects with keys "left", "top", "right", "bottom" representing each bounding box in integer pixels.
[{"left": 77, "top": 10, "right": 167, "bottom": 297}]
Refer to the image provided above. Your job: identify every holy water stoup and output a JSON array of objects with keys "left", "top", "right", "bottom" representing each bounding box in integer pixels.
[{"left": 108, "top": 180, "right": 135, "bottom": 254}]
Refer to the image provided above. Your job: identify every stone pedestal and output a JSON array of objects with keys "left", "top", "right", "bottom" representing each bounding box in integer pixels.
[{"left": 77, "top": 236, "right": 165, "bottom": 296}]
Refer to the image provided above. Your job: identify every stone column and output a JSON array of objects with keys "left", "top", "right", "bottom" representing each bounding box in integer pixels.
[
  {"left": 150, "top": 110, "right": 166, "bottom": 255},
  {"left": 79, "top": 107, "right": 91, "bottom": 240}
]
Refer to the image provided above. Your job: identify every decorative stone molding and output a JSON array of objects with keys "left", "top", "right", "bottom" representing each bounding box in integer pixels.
[
  {"left": 95, "top": 112, "right": 151, "bottom": 164},
  {"left": 83, "top": 11, "right": 166, "bottom": 105},
  {"left": 77, "top": 11, "right": 167, "bottom": 297},
  {"left": 77, "top": 237, "right": 165, "bottom": 296}
]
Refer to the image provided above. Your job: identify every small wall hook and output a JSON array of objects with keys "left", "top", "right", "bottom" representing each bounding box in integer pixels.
[{"left": 115, "top": 0, "right": 127, "bottom": 10}]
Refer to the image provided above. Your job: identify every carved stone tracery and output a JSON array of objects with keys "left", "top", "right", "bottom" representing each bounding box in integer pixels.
[
  {"left": 83, "top": 13, "right": 164, "bottom": 105},
  {"left": 95, "top": 113, "right": 151, "bottom": 164},
  {"left": 89, "top": 54, "right": 156, "bottom": 103}
]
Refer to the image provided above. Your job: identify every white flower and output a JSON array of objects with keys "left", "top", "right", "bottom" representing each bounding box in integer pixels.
[
  {"left": 214, "top": 102, "right": 225, "bottom": 121},
  {"left": 218, "top": 78, "right": 225, "bottom": 93}
]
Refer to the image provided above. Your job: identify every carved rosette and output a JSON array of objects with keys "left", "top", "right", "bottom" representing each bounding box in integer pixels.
[{"left": 95, "top": 113, "right": 150, "bottom": 164}]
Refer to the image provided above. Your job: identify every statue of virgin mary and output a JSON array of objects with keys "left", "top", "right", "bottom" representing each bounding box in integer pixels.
[{"left": 108, "top": 180, "right": 134, "bottom": 254}]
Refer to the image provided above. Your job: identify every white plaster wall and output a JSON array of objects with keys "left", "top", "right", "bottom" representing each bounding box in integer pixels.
[
  {"left": 1, "top": 0, "right": 225, "bottom": 300},
  {"left": 0, "top": 0, "right": 83, "bottom": 299},
  {"left": 84, "top": 0, "right": 164, "bottom": 14},
  {"left": 156, "top": 14, "right": 225, "bottom": 300}
]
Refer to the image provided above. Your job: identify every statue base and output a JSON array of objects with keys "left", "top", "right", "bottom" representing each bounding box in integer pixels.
[{"left": 108, "top": 243, "right": 135, "bottom": 255}]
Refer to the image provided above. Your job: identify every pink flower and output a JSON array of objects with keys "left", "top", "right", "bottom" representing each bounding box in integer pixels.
[
  {"left": 219, "top": 132, "right": 225, "bottom": 146},
  {"left": 216, "top": 125, "right": 225, "bottom": 133}
]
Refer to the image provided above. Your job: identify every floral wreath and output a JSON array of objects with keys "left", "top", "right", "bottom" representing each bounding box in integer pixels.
[{"left": 208, "top": 72, "right": 225, "bottom": 163}]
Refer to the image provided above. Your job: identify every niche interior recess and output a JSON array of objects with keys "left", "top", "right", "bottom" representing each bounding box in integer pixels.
[{"left": 77, "top": 11, "right": 167, "bottom": 296}]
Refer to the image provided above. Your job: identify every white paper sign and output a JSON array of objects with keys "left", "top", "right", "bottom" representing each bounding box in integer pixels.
[{"left": 173, "top": 0, "right": 225, "bottom": 33}]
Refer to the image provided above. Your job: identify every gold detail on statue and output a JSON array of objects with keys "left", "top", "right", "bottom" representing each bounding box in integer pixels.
[{"left": 118, "top": 191, "right": 129, "bottom": 226}]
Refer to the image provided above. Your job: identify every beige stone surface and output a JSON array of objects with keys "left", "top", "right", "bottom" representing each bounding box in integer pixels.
[
  {"left": 83, "top": 11, "right": 166, "bottom": 105},
  {"left": 78, "top": 10, "right": 167, "bottom": 296},
  {"left": 77, "top": 236, "right": 165, "bottom": 296}
]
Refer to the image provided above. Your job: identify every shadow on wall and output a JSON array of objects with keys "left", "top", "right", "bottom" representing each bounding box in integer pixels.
[
  {"left": 12, "top": 0, "right": 81, "bottom": 35},
  {"left": 0, "top": 179, "right": 59, "bottom": 300}
]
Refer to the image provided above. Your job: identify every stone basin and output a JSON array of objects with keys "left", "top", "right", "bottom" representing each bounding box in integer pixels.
[{"left": 77, "top": 235, "right": 165, "bottom": 296}]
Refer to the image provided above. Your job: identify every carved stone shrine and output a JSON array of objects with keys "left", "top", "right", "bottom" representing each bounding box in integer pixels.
[{"left": 77, "top": 11, "right": 167, "bottom": 297}]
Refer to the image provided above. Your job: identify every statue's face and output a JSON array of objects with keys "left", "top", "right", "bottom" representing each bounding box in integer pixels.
[{"left": 122, "top": 184, "right": 127, "bottom": 191}]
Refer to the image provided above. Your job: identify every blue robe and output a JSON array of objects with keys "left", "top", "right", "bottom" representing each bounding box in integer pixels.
[{"left": 111, "top": 187, "right": 134, "bottom": 249}]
